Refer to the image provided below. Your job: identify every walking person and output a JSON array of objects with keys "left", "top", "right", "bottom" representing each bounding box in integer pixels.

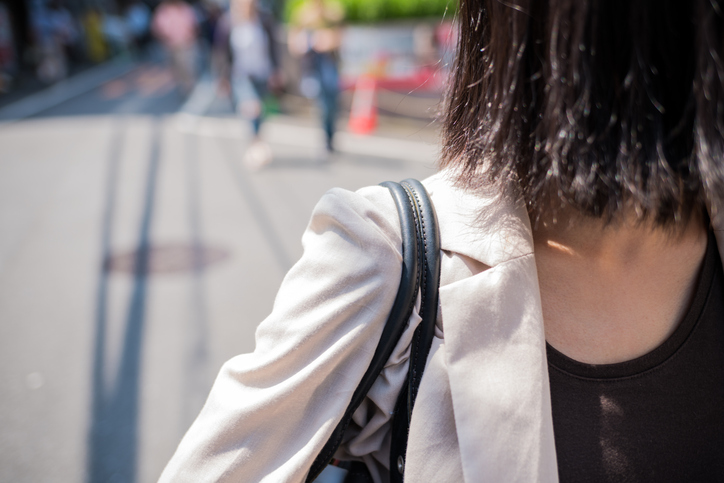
[
  {"left": 288, "top": 0, "right": 343, "bottom": 157},
  {"left": 152, "top": 0, "right": 198, "bottom": 95},
  {"left": 0, "top": 1, "right": 16, "bottom": 92},
  {"left": 125, "top": 0, "right": 151, "bottom": 56},
  {"left": 160, "top": 1, "right": 724, "bottom": 481},
  {"left": 215, "top": 0, "right": 280, "bottom": 170},
  {"left": 33, "top": 0, "right": 77, "bottom": 84}
]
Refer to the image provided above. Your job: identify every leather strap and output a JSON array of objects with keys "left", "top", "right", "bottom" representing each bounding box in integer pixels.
[
  {"left": 307, "top": 180, "right": 439, "bottom": 482},
  {"left": 389, "top": 179, "right": 441, "bottom": 483}
]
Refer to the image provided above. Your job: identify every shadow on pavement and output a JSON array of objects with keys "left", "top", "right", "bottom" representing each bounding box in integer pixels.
[{"left": 87, "top": 118, "right": 161, "bottom": 483}]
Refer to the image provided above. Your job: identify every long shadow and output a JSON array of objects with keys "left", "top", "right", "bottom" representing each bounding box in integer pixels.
[
  {"left": 87, "top": 117, "right": 162, "bottom": 483},
  {"left": 87, "top": 118, "right": 123, "bottom": 482},
  {"left": 182, "top": 130, "right": 211, "bottom": 425}
]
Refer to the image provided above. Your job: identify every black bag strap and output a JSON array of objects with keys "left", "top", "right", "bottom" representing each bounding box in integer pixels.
[
  {"left": 306, "top": 179, "right": 440, "bottom": 482},
  {"left": 388, "top": 179, "right": 441, "bottom": 482}
]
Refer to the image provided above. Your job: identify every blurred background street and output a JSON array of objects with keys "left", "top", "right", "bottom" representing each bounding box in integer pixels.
[{"left": 0, "top": 0, "right": 452, "bottom": 481}]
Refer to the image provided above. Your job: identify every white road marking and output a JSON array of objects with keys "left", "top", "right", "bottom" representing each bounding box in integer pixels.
[
  {"left": 0, "top": 58, "right": 136, "bottom": 125},
  {"left": 179, "top": 74, "right": 218, "bottom": 116}
]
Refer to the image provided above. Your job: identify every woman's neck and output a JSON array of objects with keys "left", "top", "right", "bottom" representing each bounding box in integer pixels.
[{"left": 533, "top": 207, "right": 708, "bottom": 364}]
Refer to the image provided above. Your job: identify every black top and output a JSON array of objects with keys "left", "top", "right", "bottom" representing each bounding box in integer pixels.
[{"left": 548, "top": 231, "right": 724, "bottom": 482}]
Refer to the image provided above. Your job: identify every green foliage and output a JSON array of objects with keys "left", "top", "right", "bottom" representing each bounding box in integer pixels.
[
  {"left": 284, "top": 0, "right": 456, "bottom": 24},
  {"left": 283, "top": 0, "right": 307, "bottom": 23}
]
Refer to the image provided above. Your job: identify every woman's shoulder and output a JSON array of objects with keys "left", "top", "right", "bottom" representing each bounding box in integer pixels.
[
  {"left": 305, "top": 184, "right": 402, "bottom": 259},
  {"left": 308, "top": 173, "right": 461, "bottom": 256},
  {"left": 316, "top": 171, "right": 460, "bottom": 227},
  {"left": 314, "top": 171, "right": 533, "bottom": 268}
]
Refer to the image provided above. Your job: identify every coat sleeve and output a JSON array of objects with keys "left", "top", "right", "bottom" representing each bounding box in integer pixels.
[{"left": 159, "top": 185, "right": 417, "bottom": 483}]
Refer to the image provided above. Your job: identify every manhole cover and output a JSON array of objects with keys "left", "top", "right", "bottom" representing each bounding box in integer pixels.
[{"left": 105, "top": 243, "right": 231, "bottom": 274}]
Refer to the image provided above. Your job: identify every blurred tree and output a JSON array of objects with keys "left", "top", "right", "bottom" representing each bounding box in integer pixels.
[{"left": 284, "top": 0, "right": 455, "bottom": 23}]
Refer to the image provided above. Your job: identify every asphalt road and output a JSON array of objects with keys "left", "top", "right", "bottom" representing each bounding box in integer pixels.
[{"left": 0, "top": 60, "right": 439, "bottom": 483}]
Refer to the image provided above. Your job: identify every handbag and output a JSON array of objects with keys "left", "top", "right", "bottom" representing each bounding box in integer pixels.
[{"left": 306, "top": 179, "right": 441, "bottom": 483}]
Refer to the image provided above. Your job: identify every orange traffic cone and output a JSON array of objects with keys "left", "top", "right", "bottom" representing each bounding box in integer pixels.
[{"left": 348, "top": 75, "right": 378, "bottom": 135}]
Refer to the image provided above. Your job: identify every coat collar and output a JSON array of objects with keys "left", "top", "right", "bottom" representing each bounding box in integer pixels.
[
  {"left": 423, "top": 171, "right": 558, "bottom": 482},
  {"left": 424, "top": 171, "right": 534, "bottom": 267}
]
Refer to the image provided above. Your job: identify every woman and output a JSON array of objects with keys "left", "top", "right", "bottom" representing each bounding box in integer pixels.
[
  {"left": 151, "top": 0, "right": 198, "bottom": 94},
  {"left": 160, "top": 1, "right": 724, "bottom": 481},
  {"left": 288, "top": 0, "right": 344, "bottom": 156},
  {"left": 216, "top": 0, "right": 279, "bottom": 169}
]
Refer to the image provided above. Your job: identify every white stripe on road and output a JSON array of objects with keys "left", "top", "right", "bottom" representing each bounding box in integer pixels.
[
  {"left": 179, "top": 74, "right": 218, "bottom": 116},
  {"left": 0, "top": 58, "right": 136, "bottom": 124},
  {"left": 173, "top": 74, "right": 221, "bottom": 133}
]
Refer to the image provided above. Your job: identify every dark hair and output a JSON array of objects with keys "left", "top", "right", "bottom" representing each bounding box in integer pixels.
[{"left": 442, "top": 0, "right": 724, "bottom": 225}]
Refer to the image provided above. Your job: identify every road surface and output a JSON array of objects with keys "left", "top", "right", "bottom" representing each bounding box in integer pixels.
[{"left": 0, "top": 60, "right": 439, "bottom": 482}]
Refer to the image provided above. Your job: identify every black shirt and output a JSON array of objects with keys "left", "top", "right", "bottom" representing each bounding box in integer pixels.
[{"left": 548, "top": 232, "right": 724, "bottom": 482}]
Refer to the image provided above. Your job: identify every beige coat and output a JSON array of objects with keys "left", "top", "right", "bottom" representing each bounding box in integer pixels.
[{"left": 159, "top": 171, "right": 724, "bottom": 483}]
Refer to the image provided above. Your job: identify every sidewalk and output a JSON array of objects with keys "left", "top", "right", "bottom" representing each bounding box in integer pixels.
[{"left": 177, "top": 73, "right": 442, "bottom": 166}]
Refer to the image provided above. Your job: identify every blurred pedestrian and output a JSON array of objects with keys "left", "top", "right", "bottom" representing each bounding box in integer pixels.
[
  {"left": 0, "top": 1, "right": 16, "bottom": 92},
  {"left": 103, "top": 6, "right": 131, "bottom": 56},
  {"left": 152, "top": 0, "right": 198, "bottom": 94},
  {"left": 288, "top": 0, "right": 343, "bottom": 156},
  {"left": 82, "top": 8, "right": 107, "bottom": 63},
  {"left": 125, "top": 0, "right": 151, "bottom": 56},
  {"left": 215, "top": 0, "right": 280, "bottom": 170},
  {"left": 200, "top": 1, "right": 223, "bottom": 49},
  {"left": 33, "top": 0, "right": 78, "bottom": 83},
  {"left": 192, "top": 0, "right": 214, "bottom": 69}
]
